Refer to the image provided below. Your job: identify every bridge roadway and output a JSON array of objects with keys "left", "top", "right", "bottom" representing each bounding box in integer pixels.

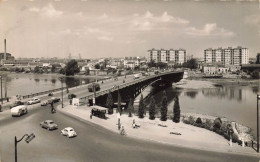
[{"left": 0, "top": 102, "right": 258, "bottom": 161}]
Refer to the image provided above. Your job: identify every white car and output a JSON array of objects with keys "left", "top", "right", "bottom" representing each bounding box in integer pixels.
[
  {"left": 27, "top": 98, "right": 41, "bottom": 105},
  {"left": 11, "top": 105, "right": 28, "bottom": 117},
  {"left": 61, "top": 127, "right": 77, "bottom": 138}
]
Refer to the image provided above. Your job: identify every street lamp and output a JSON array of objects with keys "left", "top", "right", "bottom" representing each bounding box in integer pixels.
[
  {"left": 15, "top": 133, "right": 35, "bottom": 162},
  {"left": 92, "top": 82, "right": 96, "bottom": 106},
  {"left": 0, "top": 75, "right": 2, "bottom": 104},
  {"left": 59, "top": 77, "right": 64, "bottom": 108},
  {"left": 257, "top": 94, "right": 260, "bottom": 152}
]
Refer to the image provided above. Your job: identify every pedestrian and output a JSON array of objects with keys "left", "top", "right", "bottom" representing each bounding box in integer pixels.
[
  {"left": 120, "top": 126, "right": 126, "bottom": 135},
  {"left": 50, "top": 102, "right": 55, "bottom": 113},
  {"left": 118, "top": 122, "right": 121, "bottom": 130},
  {"left": 0, "top": 104, "right": 2, "bottom": 112}
]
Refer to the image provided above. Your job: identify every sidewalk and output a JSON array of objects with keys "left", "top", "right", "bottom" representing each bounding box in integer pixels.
[{"left": 58, "top": 104, "right": 259, "bottom": 157}]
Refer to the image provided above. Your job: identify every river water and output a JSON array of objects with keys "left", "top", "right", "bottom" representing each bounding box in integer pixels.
[{"left": 2, "top": 72, "right": 260, "bottom": 136}]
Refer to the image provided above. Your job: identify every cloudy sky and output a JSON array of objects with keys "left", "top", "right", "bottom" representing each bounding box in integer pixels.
[{"left": 0, "top": 0, "right": 260, "bottom": 59}]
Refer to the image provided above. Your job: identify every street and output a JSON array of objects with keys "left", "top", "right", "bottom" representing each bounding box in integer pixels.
[{"left": 0, "top": 103, "right": 258, "bottom": 162}]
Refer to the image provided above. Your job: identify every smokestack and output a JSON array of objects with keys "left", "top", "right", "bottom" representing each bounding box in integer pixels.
[{"left": 4, "top": 39, "right": 6, "bottom": 60}]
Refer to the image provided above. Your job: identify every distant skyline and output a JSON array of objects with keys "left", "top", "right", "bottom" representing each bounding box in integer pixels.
[{"left": 0, "top": 0, "right": 260, "bottom": 59}]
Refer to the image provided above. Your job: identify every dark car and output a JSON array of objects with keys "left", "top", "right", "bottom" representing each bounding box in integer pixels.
[
  {"left": 88, "top": 83, "right": 100, "bottom": 92},
  {"left": 68, "top": 94, "right": 77, "bottom": 99},
  {"left": 10, "top": 101, "right": 24, "bottom": 109}
]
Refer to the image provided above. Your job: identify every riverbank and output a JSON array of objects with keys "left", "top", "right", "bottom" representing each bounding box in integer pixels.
[{"left": 57, "top": 104, "right": 258, "bottom": 156}]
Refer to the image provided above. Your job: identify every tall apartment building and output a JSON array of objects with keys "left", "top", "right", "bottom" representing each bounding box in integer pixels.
[
  {"left": 147, "top": 48, "right": 186, "bottom": 64},
  {"left": 204, "top": 46, "right": 249, "bottom": 66}
]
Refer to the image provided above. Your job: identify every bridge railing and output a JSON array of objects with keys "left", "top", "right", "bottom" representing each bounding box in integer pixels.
[{"left": 22, "top": 87, "right": 68, "bottom": 99}]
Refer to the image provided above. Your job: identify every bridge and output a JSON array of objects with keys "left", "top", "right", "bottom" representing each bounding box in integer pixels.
[{"left": 80, "top": 71, "right": 184, "bottom": 106}]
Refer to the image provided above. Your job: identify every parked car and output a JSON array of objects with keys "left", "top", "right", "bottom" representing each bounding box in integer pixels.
[
  {"left": 68, "top": 94, "right": 77, "bottom": 99},
  {"left": 27, "top": 98, "right": 41, "bottom": 105},
  {"left": 48, "top": 97, "right": 60, "bottom": 104},
  {"left": 40, "top": 120, "right": 58, "bottom": 130},
  {"left": 10, "top": 100, "right": 24, "bottom": 109},
  {"left": 41, "top": 101, "right": 48, "bottom": 106},
  {"left": 48, "top": 92, "right": 53, "bottom": 96},
  {"left": 11, "top": 105, "right": 28, "bottom": 117},
  {"left": 61, "top": 127, "right": 77, "bottom": 138},
  {"left": 88, "top": 83, "right": 100, "bottom": 92}
]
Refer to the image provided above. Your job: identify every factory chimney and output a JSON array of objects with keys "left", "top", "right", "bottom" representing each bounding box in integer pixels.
[{"left": 4, "top": 39, "right": 6, "bottom": 60}]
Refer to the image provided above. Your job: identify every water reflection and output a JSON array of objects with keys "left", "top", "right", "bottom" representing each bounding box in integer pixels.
[
  {"left": 252, "top": 86, "right": 259, "bottom": 94},
  {"left": 185, "top": 91, "right": 198, "bottom": 99},
  {"left": 202, "top": 87, "right": 242, "bottom": 101},
  {"left": 51, "top": 79, "right": 56, "bottom": 84}
]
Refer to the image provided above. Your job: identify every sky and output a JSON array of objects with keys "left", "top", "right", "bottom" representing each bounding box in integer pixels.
[{"left": 0, "top": 0, "right": 260, "bottom": 59}]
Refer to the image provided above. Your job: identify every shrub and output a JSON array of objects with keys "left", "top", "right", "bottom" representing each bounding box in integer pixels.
[
  {"left": 205, "top": 119, "right": 213, "bottom": 130},
  {"left": 232, "top": 133, "right": 240, "bottom": 143},
  {"left": 188, "top": 116, "right": 195, "bottom": 125},
  {"left": 213, "top": 117, "right": 222, "bottom": 130},
  {"left": 195, "top": 117, "right": 202, "bottom": 124}
]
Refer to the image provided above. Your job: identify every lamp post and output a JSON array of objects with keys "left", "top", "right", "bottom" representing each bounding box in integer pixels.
[
  {"left": 0, "top": 75, "right": 2, "bottom": 104},
  {"left": 59, "top": 77, "right": 64, "bottom": 108},
  {"left": 93, "top": 82, "right": 96, "bottom": 106},
  {"left": 15, "top": 133, "right": 35, "bottom": 162},
  {"left": 257, "top": 94, "right": 260, "bottom": 152}
]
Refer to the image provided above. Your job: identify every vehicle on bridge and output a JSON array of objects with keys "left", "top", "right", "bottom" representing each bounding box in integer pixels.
[
  {"left": 11, "top": 105, "right": 28, "bottom": 117},
  {"left": 88, "top": 83, "right": 100, "bottom": 92},
  {"left": 40, "top": 120, "right": 58, "bottom": 130},
  {"left": 68, "top": 93, "right": 77, "bottom": 99},
  {"left": 61, "top": 127, "right": 77, "bottom": 138},
  {"left": 10, "top": 100, "right": 24, "bottom": 109},
  {"left": 134, "top": 74, "right": 140, "bottom": 79},
  {"left": 27, "top": 98, "right": 41, "bottom": 105}
]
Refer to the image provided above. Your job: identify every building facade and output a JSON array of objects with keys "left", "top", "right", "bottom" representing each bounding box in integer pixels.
[
  {"left": 204, "top": 46, "right": 249, "bottom": 66},
  {"left": 147, "top": 48, "right": 186, "bottom": 64}
]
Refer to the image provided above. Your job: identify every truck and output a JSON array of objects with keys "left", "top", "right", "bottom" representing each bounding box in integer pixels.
[
  {"left": 88, "top": 83, "right": 101, "bottom": 92},
  {"left": 134, "top": 74, "right": 140, "bottom": 79}
]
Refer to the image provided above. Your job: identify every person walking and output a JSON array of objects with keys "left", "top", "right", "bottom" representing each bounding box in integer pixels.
[{"left": 50, "top": 102, "right": 55, "bottom": 113}]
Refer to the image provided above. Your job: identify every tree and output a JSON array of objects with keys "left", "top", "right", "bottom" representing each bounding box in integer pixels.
[
  {"left": 173, "top": 95, "right": 181, "bottom": 123},
  {"left": 160, "top": 91, "right": 168, "bottom": 121},
  {"left": 251, "top": 70, "right": 260, "bottom": 79},
  {"left": 182, "top": 58, "right": 198, "bottom": 70},
  {"left": 85, "top": 67, "right": 90, "bottom": 75},
  {"left": 138, "top": 94, "right": 145, "bottom": 118},
  {"left": 34, "top": 66, "right": 40, "bottom": 73},
  {"left": 51, "top": 65, "right": 56, "bottom": 73},
  {"left": 59, "top": 68, "right": 65, "bottom": 75},
  {"left": 117, "top": 89, "right": 121, "bottom": 114},
  {"left": 95, "top": 64, "right": 100, "bottom": 69},
  {"left": 149, "top": 96, "right": 156, "bottom": 120},
  {"left": 128, "top": 98, "right": 134, "bottom": 117},
  {"left": 106, "top": 91, "right": 114, "bottom": 114},
  {"left": 65, "top": 59, "right": 80, "bottom": 76},
  {"left": 147, "top": 60, "right": 156, "bottom": 68},
  {"left": 156, "top": 62, "right": 167, "bottom": 69}
]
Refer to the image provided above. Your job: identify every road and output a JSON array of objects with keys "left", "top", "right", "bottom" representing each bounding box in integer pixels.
[{"left": 0, "top": 104, "right": 258, "bottom": 162}]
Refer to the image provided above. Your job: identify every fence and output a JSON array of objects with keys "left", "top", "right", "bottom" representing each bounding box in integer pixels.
[{"left": 22, "top": 87, "right": 68, "bottom": 99}]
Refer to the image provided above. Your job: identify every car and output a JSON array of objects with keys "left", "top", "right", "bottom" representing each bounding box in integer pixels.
[
  {"left": 68, "top": 94, "right": 77, "bottom": 99},
  {"left": 41, "top": 101, "right": 48, "bottom": 106},
  {"left": 10, "top": 100, "right": 24, "bottom": 109},
  {"left": 11, "top": 105, "right": 28, "bottom": 117},
  {"left": 27, "top": 98, "right": 41, "bottom": 105},
  {"left": 61, "top": 127, "right": 77, "bottom": 138},
  {"left": 88, "top": 83, "right": 100, "bottom": 92},
  {"left": 40, "top": 120, "right": 58, "bottom": 130},
  {"left": 48, "top": 97, "right": 60, "bottom": 104}
]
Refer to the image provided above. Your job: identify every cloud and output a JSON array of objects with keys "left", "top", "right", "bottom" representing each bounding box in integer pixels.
[
  {"left": 185, "top": 23, "right": 235, "bottom": 36},
  {"left": 97, "top": 36, "right": 114, "bottom": 41},
  {"left": 129, "top": 11, "right": 189, "bottom": 31},
  {"left": 29, "top": 4, "right": 63, "bottom": 18},
  {"left": 99, "top": 13, "right": 108, "bottom": 19}
]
